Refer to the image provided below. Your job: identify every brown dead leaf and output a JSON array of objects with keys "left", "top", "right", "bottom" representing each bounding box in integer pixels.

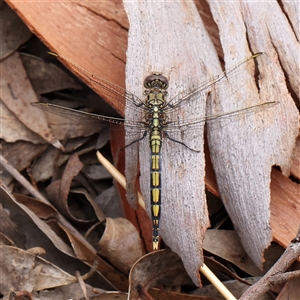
[
  {"left": 0, "top": 51, "right": 62, "bottom": 148},
  {"left": 95, "top": 128, "right": 111, "bottom": 149},
  {"left": 32, "top": 282, "right": 101, "bottom": 300},
  {"left": 128, "top": 249, "right": 193, "bottom": 300},
  {"left": 63, "top": 135, "right": 91, "bottom": 153},
  {"left": 30, "top": 145, "right": 60, "bottom": 182},
  {"left": 94, "top": 186, "right": 125, "bottom": 219},
  {"left": 0, "top": 184, "right": 74, "bottom": 258},
  {"left": 80, "top": 291, "right": 128, "bottom": 300},
  {"left": 14, "top": 193, "right": 58, "bottom": 220},
  {"left": 203, "top": 257, "right": 251, "bottom": 285},
  {"left": 82, "top": 164, "right": 112, "bottom": 181},
  {"left": 7, "top": 291, "right": 33, "bottom": 300},
  {"left": 46, "top": 154, "right": 99, "bottom": 225},
  {"left": 58, "top": 221, "right": 128, "bottom": 291},
  {"left": 191, "top": 277, "right": 273, "bottom": 300},
  {"left": 0, "top": 231, "right": 15, "bottom": 246},
  {"left": 1, "top": 183, "right": 126, "bottom": 291},
  {"left": 150, "top": 288, "right": 221, "bottom": 300},
  {"left": 0, "top": 203, "right": 26, "bottom": 248},
  {"left": 204, "top": 230, "right": 284, "bottom": 277},
  {"left": 0, "top": 100, "right": 45, "bottom": 143},
  {"left": 0, "top": 2, "right": 32, "bottom": 59},
  {"left": 0, "top": 245, "right": 94, "bottom": 295},
  {"left": 277, "top": 276, "right": 300, "bottom": 299},
  {"left": 71, "top": 188, "right": 107, "bottom": 222},
  {"left": 97, "top": 217, "right": 144, "bottom": 274},
  {"left": 0, "top": 246, "right": 50, "bottom": 293},
  {"left": 0, "top": 141, "right": 47, "bottom": 186},
  {"left": 20, "top": 53, "right": 80, "bottom": 95}
]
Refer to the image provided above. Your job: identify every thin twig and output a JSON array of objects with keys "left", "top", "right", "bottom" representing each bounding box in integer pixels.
[
  {"left": 96, "top": 151, "right": 145, "bottom": 210},
  {"left": 0, "top": 153, "right": 50, "bottom": 205}
]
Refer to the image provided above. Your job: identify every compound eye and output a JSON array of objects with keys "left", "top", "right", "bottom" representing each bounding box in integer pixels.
[
  {"left": 156, "top": 74, "right": 169, "bottom": 89},
  {"left": 144, "top": 74, "right": 157, "bottom": 86},
  {"left": 144, "top": 73, "right": 169, "bottom": 89}
]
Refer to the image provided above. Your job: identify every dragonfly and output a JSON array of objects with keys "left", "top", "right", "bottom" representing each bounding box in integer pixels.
[{"left": 31, "top": 52, "right": 278, "bottom": 250}]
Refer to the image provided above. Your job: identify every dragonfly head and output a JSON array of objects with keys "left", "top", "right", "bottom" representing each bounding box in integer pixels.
[{"left": 144, "top": 72, "right": 169, "bottom": 90}]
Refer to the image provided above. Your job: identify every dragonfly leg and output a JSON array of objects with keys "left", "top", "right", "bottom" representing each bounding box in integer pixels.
[
  {"left": 164, "top": 131, "right": 201, "bottom": 152},
  {"left": 122, "top": 130, "right": 148, "bottom": 149}
]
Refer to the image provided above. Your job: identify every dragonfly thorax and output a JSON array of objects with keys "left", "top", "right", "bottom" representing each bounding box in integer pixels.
[{"left": 146, "top": 91, "right": 167, "bottom": 107}]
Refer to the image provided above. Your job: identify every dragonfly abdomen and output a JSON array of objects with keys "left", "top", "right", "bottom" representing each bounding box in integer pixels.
[{"left": 150, "top": 127, "right": 162, "bottom": 250}]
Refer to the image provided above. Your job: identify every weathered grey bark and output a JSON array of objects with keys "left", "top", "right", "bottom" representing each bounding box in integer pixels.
[
  {"left": 123, "top": 1, "right": 214, "bottom": 286},
  {"left": 282, "top": 0, "right": 300, "bottom": 42},
  {"left": 207, "top": 0, "right": 299, "bottom": 268},
  {"left": 123, "top": 0, "right": 299, "bottom": 287}
]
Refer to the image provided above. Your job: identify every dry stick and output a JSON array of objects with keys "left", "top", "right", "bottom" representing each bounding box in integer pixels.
[
  {"left": 0, "top": 154, "right": 51, "bottom": 205},
  {"left": 0, "top": 153, "right": 97, "bottom": 253},
  {"left": 96, "top": 151, "right": 237, "bottom": 300},
  {"left": 75, "top": 271, "right": 88, "bottom": 300},
  {"left": 96, "top": 151, "right": 145, "bottom": 210},
  {"left": 240, "top": 226, "right": 300, "bottom": 300}
]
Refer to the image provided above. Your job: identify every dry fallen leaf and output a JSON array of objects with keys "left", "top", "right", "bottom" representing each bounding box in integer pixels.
[
  {"left": 20, "top": 53, "right": 80, "bottom": 94},
  {"left": 0, "top": 184, "right": 128, "bottom": 292},
  {"left": 1, "top": 51, "right": 62, "bottom": 148},
  {"left": 0, "top": 100, "right": 45, "bottom": 144},
  {"left": 128, "top": 250, "right": 193, "bottom": 299},
  {"left": 0, "top": 2, "right": 32, "bottom": 59},
  {"left": 203, "top": 230, "right": 283, "bottom": 277},
  {"left": 97, "top": 217, "right": 144, "bottom": 274},
  {"left": 0, "top": 245, "right": 75, "bottom": 293},
  {"left": 0, "top": 141, "right": 47, "bottom": 186}
]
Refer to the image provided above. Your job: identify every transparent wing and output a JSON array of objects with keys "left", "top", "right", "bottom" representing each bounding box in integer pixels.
[
  {"left": 31, "top": 102, "right": 148, "bottom": 145},
  {"left": 164, "top": 52, "right": 264, "bottom": 113},
  {"left": 163, "top": 101, "right": 278, "bottom": 153},
  {"left": 166, "top": 101, "right": 279, "bottom": 129},
  {"left": 50, "top": 52, "right": 147, "bottom": 115},
  {"left": 31, "top": 102, "right": 145, "bottom": 128}
]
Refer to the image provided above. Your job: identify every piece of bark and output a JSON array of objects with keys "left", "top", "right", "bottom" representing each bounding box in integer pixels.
[
  {"left": 6, "top": 0, "right": 128, "bottom": 115},
  {"left": 206, "top": 0, "right": 299, "bottom": 268},
  {"left": 124, "top": 1, "right": 219, "bottom": 286}
]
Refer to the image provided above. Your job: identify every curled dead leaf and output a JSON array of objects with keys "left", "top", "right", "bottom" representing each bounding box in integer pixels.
[{"left": 97, "top": 218, "right": 144, "bottom": 274}]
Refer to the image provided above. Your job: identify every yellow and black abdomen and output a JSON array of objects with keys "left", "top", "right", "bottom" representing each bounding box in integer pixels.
[{"left": 149, "top": 127, "right": 162, "bottom": 250}]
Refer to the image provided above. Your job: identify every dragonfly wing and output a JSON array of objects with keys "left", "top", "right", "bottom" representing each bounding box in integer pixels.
[
  {"left": 32, "top": 102, "right": 148, "bottom": 148},
  {"left": 167, "top": 101, "right": 279, "bottom": 128},
  {"left": 53, "top": 53, "right": 147, "bottom": 113},
  {"left": 31, "top": 102, "right": 147, "bottom": 128},
  {"left": 164, "top": 101, "right": 279, "bottom": 151},
  {"left": 31, "top": 102, "right": 125, "bottom": 124},
  {"left": 164, "top": 53, "right": 264, "bottom": 113}
]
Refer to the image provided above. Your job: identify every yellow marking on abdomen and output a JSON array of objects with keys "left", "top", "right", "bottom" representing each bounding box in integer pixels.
[
  {"left": 151, "top": 155, "right": 160, "bottom": 170},
  {"left": 152, "top": 188, "right": 160, "bottom": 203},
  {"left": 152, "top": 171, "right": 160, "bottom": 187},
  {"left": 152, "top": 204, "right": 160, "bottom": 217}
]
